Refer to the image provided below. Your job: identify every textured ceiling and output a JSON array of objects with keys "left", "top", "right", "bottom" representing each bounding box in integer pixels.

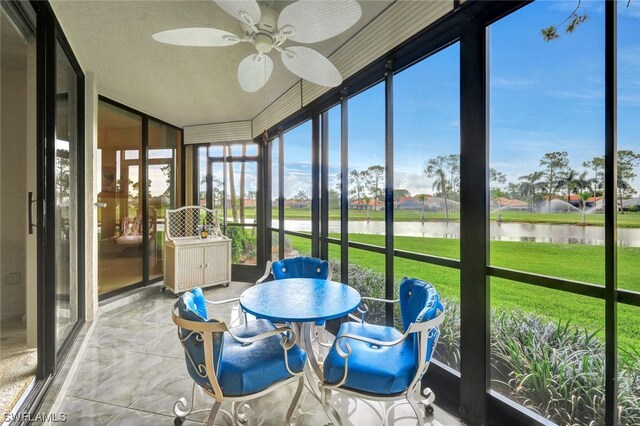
[{"left": 50, "top": 0, "right": 393, "bottom": 128}]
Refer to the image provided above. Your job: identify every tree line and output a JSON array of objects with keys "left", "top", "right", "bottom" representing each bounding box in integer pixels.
[{"left": 328, "top": 150, "right": 640, "bottom": 218}]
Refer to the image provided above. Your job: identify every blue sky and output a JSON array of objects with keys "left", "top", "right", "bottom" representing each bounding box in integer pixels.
[{"left": 280, "top": 0, "right": 639, "bottom": 198}]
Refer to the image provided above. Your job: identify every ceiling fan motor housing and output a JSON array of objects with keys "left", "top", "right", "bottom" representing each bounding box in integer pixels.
[{"left": 254, "top": 33, "right": 273, "bottom": 53}]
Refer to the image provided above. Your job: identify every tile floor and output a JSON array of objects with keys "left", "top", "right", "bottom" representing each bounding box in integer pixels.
[{"left": 57, "top": 282, "right": 462, "bottom": 425}]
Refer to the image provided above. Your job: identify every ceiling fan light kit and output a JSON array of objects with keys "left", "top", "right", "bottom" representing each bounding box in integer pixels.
[{"left": 152, "top": 0, "right": 362, "bottom": 92}]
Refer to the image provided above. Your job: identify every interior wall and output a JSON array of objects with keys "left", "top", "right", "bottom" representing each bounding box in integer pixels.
[{"left": 0, "top": 18, "right": 28, "bottom": 322}]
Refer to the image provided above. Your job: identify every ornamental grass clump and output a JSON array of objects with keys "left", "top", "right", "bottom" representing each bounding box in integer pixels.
[{"left": 490, "top": 310, "right": 640, "bottom": 425}]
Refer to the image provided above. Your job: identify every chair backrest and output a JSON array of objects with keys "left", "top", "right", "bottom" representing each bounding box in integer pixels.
[
  {"left": 175, "top": 289, "right": 224, "bottom": 392},
  {"left": 271, "top": 256, "right": 330, "bottom": 280},
  {"left": 399, "top": 277, "right": 442, "bottom": 361}
]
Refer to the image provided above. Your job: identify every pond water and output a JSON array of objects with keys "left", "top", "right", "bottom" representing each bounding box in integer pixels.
[{"left": 274, "top": 220, "right": 640, "bottom": 247}]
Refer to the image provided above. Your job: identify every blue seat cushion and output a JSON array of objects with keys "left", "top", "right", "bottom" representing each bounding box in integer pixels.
[
  {"left": 219, "top": 319, "right": 306, "bottom": 396},
  {"left": 323, "top": 322, "right": 416, "bottom": 395}
]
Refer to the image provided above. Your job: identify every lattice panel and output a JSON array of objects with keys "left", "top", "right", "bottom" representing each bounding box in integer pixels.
[{"left": 166, "top": 206, "right": 223, "bottom": 240}]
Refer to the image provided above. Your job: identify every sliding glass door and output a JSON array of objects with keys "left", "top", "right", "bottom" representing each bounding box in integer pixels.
[{"left": 97, "top": 100, "right": 182, "bottom": 297}]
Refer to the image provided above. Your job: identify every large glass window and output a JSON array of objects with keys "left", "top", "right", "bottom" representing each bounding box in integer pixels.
[
  {"left": 97, "top": 101, "right": 181, "bottom": 295},
  {"left": 283, "top": 121, "right": 312, "bottom": 255},
  {"left": 348, "top": 84, "right": 385, "bottom": 237},
  {"left": 617, "top": 0, "right": 640, "bottom": 418},
  {"left": 394, "top": 43, "right": 461, "bottom": 260},
  {"left": 488, "top": 2, "right": 606, "bottom": 422},
  {"left": 197, "top": 142, "right": 260, "bottom": 265}
]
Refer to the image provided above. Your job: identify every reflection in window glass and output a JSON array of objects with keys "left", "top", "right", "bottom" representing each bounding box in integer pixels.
[
  {"left": 97, "top": 101, "right": 143, "bottom": 295},
  {"left": 491, "top": 278, "right": 605, "bottom": 424},
  {"left": 489, "top": 1, "right": 605, "bottom": 285},
  {"left": 348, "top": 83, "right": 385, "bottom": 236},
  {"left": 55, "top": 42, "right": 80, "bottom": 348},
  {"left": 394, "top": 44, "right": 460, "bottom": 260},
  {"left": 148, "top": 120, "right": 181, "bottom": 281}
]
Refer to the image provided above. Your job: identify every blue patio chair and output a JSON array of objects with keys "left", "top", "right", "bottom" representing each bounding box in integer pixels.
[
  {"left": 320, "top": 277, "right": 445, "bottom": 426},
  {"left": 172, "top": 288, "right": 306, "bottom": 426},
  {"left": 256, "top": 256, "right": 331, "bottom": 284},
  {"left": 254, "top": 256, "right": 332, "bottom": 351}
]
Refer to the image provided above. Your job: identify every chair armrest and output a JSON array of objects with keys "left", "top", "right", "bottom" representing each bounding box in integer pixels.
[
  {"left": 255, "top": 260, "right": 273, "bottom": 284},
  {"left": 351, "top": 297, "right": 399, "bottom": 323},
  {"left": 226, "top": 325, "right": 296, "bottom": 346},
  {"left": 361, "top": 296, "right": 399, "bottom": 304},
  {"left": 203, "top": 297, "right": 239, "bottom": 306},
  {"left": 334, "top": 329, "right": 410, "bottom": 349}
]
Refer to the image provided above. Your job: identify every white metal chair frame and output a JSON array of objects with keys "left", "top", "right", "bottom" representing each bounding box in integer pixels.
[
  {"left": 320, "top": 297, "right": 446, "bottom": 426},
  {"left": 172, "top": 298, "right": 305, "bottom": 426}
]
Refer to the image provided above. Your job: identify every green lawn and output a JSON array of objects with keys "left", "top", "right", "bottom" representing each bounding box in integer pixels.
[{"left": 287, "top": 233, "right": 640, "bottom": 352}]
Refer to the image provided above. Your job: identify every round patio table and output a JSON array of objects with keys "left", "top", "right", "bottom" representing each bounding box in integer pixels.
[
  {"left": 239, "top": 278, "right": 361, "bottom": 408},
  {"left": 239, "top": 278, "right": 361, "bottom": 324}
]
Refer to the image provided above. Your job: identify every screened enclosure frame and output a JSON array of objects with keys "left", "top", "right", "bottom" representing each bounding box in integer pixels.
[{"left": 260, "top": 1, "right": 636, "bottom": 425}]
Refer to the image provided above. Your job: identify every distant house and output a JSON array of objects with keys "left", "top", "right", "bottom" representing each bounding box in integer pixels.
[
  {"left": 586, "top": 196, "right": 603, "bottom": 209},
  {"left": 493, "top": 197, "right": 528, "bottom": 211},
  {"left": 349, "top": 199, "right": 384, "bottom": 210},
  {"left": 396, "top": 194, "right": 434, "bottom": 210},
  {"left": 284, "top": 199, "right": 310, "bottom": 209}
]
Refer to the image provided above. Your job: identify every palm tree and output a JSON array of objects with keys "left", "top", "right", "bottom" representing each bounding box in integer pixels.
[
  {"left": 518, "top": 171, "right": 544, "bottom": 212},
  {"left": 568, "top": 171, "right": 589, "bottom": 224},
  {"left": 556, "top": 168, "right": 581, "bottom": 212},
  {"left": 431, "top": 169, "right": 449, "bottom": 221}
]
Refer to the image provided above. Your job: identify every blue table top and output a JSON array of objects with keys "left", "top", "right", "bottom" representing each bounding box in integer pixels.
[{"left": 239, "top": 278, "right": 362, "bottom": 323}]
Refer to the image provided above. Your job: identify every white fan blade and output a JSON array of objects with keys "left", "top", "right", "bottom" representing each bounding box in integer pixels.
[
  {"left": 238, "top": 53, "right": 273, "bottom": 93},
  {"left": 214, "top": 0, "right": 261, "bottom": 27},
  {"left": 281, "top": 46, "right": 342, "bottom": 87},
  {"left": 152, "top": 28, "right": 241, "bottom": 47},
  {"left": 278, "top": 0, "right": 362, "bottom": 44}
]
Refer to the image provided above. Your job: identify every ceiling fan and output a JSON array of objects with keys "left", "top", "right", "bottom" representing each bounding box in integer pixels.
[{"left": 152, "top": 0, "right": 362, "bottom": 93}]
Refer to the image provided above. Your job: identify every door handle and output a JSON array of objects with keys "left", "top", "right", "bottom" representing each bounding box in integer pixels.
[
  {"left": 28, "top": 192, "right": 37, "bottom": 234},
  {"left": 94, "top": 202, "right": 107, "bottom": 208}
]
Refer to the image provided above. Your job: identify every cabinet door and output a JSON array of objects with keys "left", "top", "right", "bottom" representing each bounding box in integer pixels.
[
  {"left": 202, "top": 242, "right": 230, "bottom": 285},
  {"left": 176, "top": 246, "right": 204, "bottom": 292}
]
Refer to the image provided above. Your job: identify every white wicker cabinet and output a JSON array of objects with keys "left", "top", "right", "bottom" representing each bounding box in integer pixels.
[{"left": 163, "top": 206, "right": 231, "bottom": 294}]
